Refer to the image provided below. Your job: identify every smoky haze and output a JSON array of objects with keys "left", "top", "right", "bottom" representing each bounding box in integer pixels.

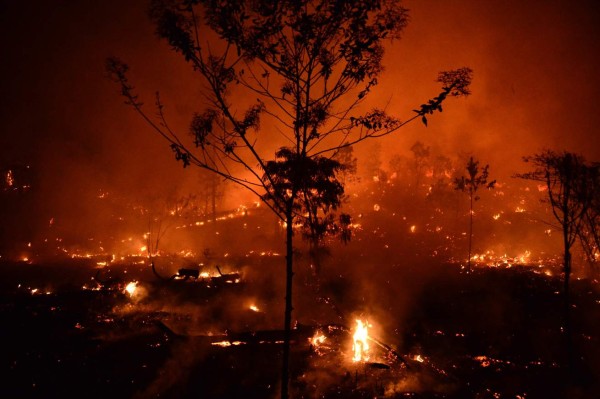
[
  {"left": 1, "top": 3, "right": 599, "bottom": 396},
  {"left": 1, "top": 0, "right": 599, "bottom": 252}
]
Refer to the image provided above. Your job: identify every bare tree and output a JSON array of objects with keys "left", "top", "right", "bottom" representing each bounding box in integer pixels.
[
  {"left": 197, "top": 169, "right": 224, "bottom": 221},
  {"left": 454, "top": 156, "right": 495, "bottom": 273},
  {"left": 107, "top": 1, "right": 472, "bottom": 397},
  {"left": 576, "top": 164, "right": 600, "bottom": 269},
  {"left": 517, "top": 150, "right": 596, "bottom": 367}
]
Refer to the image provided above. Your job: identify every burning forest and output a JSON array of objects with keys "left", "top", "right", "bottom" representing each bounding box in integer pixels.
[{"left": 1, "top": 1, "right": 600, "bottom": 398}]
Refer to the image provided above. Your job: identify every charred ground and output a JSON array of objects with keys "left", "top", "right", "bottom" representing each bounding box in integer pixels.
[{"left": 1, "top": 195, "right": 599, "bottom": 398}]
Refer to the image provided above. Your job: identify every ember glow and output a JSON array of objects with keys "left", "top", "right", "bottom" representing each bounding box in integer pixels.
[
  {"left": 309, "top": 331, "right": 326, "bottom": 347},
  {"left": 352, "top": 319, "right": 370, "bottom": 362},
  {"left": 211, "top": 340, "right": 245, "bottom": 347}
]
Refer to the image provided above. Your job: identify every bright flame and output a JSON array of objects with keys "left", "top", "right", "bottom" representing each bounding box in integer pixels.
[
  {"left": 310, "top": 332, "right": 326, "bottom": 346},
  {"left": 5, "top": 170, "right": 14, "bottom": 187},
  {"left": 211, "top": 340, "right": 245, "bottom": 347},
  {"left": 517, "top": 250, "right": 531, "bottom": 264},
  {"left": 249, "top": 305, "right": 260, "bottom": 312},
  {"left": 124, "top": 281, "right": 137, "bottom": 296},
  {"left": 352, "top": 319, "right": 370, "bottom": 362}
]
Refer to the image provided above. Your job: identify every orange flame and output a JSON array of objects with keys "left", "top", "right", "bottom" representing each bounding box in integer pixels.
[
  {"left": 352, "top": 319, "right": 370, "bottom": 362},
  {"left": 124, "top": 281, "right": 137, "bottom": 296}
]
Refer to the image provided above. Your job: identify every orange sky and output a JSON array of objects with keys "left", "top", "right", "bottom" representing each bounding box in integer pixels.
[{"left": 1, "top": 0, "right": 599, "bottom": 213}]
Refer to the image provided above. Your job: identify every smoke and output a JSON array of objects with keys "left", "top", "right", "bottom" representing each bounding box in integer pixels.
[
  {"left": 2, "top": 0, "right": 599, "bottom": 260},
  {"left": 356, "top": 0, "right": 600, "bottom": 182}
]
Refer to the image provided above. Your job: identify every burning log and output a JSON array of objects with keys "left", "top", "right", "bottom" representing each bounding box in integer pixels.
[
  {"left": 151, "top": 261, "right": 202, "bottom": 282},
  {"left": 212, "top": 265, "right": 241, "bottom": 285},
  {"left": 170, "top": 268, "right": 200, "bottom": 280},
  {"left": 150, "top": 261, "right": 242, "bottom": 286}
]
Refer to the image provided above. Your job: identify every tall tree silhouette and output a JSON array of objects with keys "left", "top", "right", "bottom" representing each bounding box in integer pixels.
[
  {"left": 454, "top": 156, "right": 495, "bottom": 273},
  {"left": 107, "top": 1, "right": 472, "bottom": 397},
  {"left": 576, "top": 164, "right": 600, "bottom": 268},
  {"left": 517, "top": 150, "right": 597, "bottom": 367}
]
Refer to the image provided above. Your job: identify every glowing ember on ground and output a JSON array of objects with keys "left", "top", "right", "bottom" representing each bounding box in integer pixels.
[
  {"left": 249, "top": 305, "right": 260, "bottom": 312},
  {"left": 211, "top": 341, "right": 245, "bottom": 347},
  {"left": 352, "top": 319, "right": 370, "bottom": 362}
]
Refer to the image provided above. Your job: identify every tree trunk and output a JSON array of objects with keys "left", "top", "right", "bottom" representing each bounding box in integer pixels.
[
  {"left": 211, "top": 175, "right": 217, "bottom": 222},
  {"left": 281, "top": 207, "right": 294, "bottom": 399},
  {"left": 310, "top": 237, "right": 322, "bottom": 278},
  {"left": 562, "top": 225, "right": 573, "bottom": 371},
  {"left": 467, "top": 191, "right": 473, "bottom": 273}
]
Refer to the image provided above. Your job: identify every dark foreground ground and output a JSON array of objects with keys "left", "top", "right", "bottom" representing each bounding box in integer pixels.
[{"left": 0, "top": 257, "right": 599, "bottom": 399}]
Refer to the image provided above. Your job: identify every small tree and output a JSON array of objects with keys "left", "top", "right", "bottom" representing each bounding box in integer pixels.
[
  {"left": 410, "top": 140, "right": 430, "bottom": 191},
  {"left": 454, "top": 156, "right": 495, "bottom": 272},
  {"left": 332, "top": 146, "right": 358, "bottom": 186},
  {"left": 107, "top": 1, "right": 472, "bottom": 397}
]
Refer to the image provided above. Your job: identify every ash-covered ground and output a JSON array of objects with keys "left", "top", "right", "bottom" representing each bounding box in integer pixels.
[{"left": 1, "top": 245, "right": 599, "bottom": 398}]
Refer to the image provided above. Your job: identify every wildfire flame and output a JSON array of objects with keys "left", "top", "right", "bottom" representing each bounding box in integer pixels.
[
  {"left": 124, "top": 281, "right": 137, "bottom": 297},
  {"left": 309, "top": 331, "right": 326, "bottom": 347},
  {"left": 352, "top": 319, "right": 370, "bottom": 362}
]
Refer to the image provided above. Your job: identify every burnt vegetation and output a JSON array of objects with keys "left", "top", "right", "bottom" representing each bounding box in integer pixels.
[{"left": 1, "top": 1, "right": 600, "bottom": 399}]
